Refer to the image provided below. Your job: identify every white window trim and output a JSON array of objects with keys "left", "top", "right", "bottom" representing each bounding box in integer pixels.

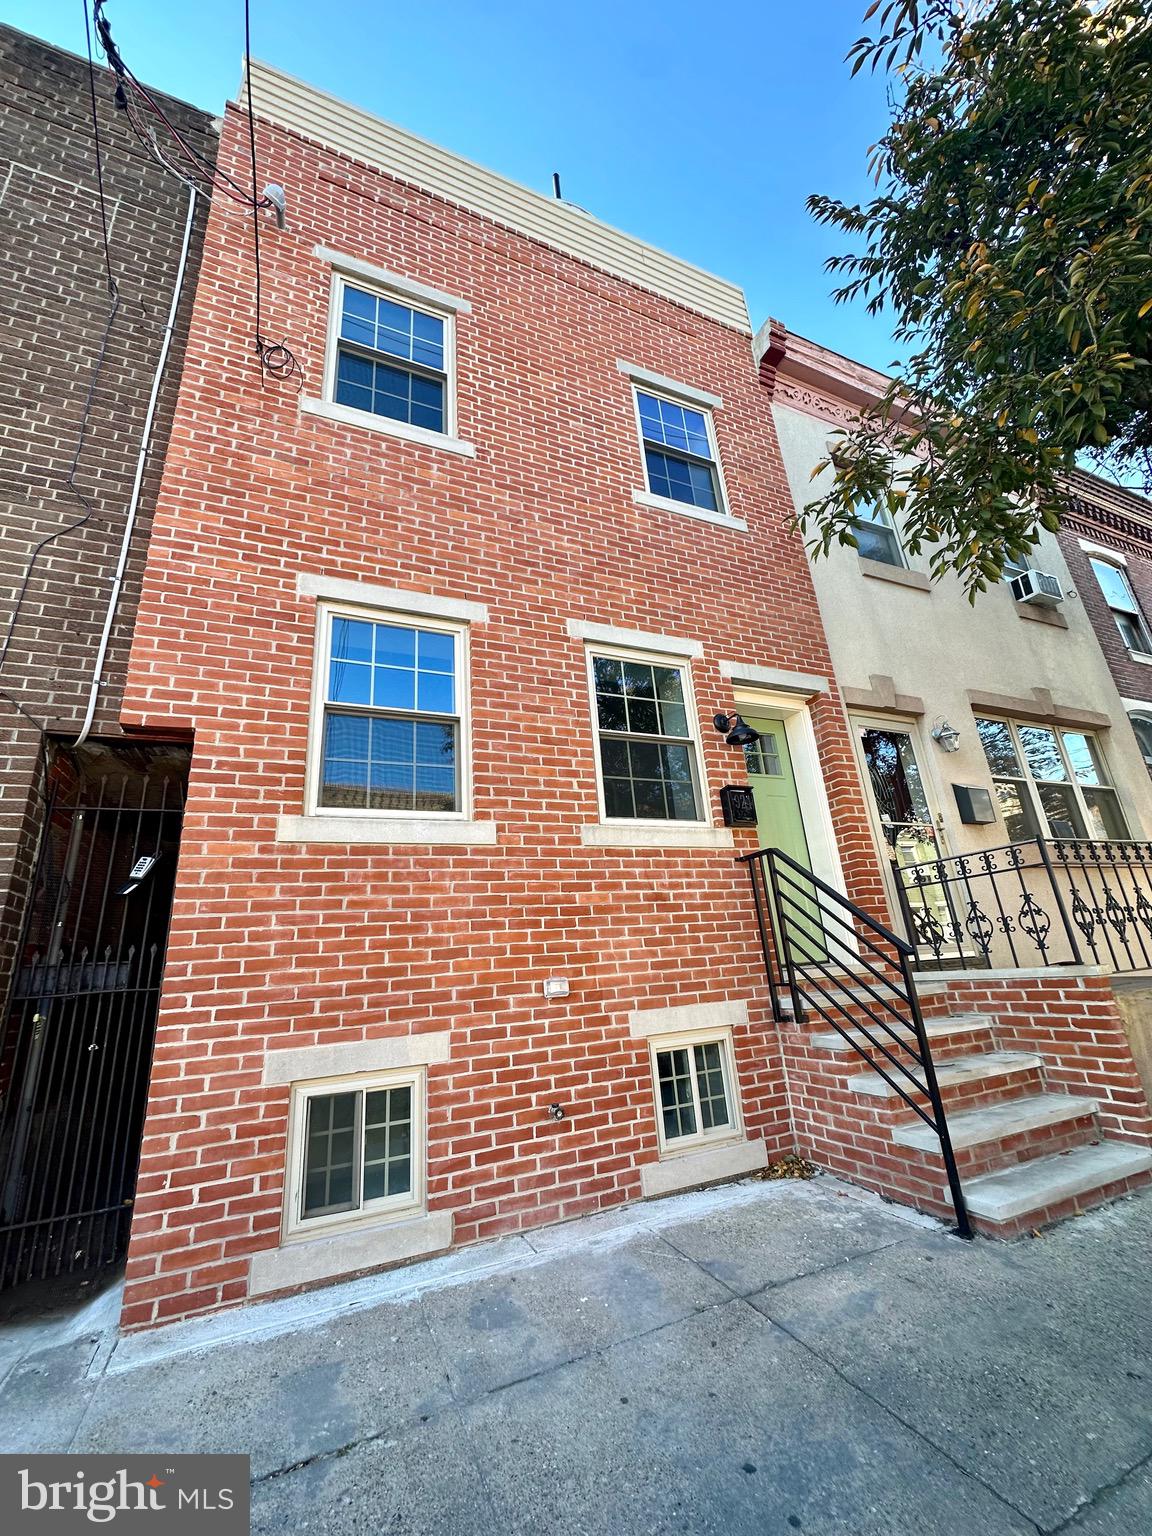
[
  {"left": 630, "top": 488, "right": 747, "bottom": 531},
  {"left": 616, "top": 360, "right": 723, "bottom": 410},
  {"left": 648, "top": 1027, "right": 743, "bottom": 1158},
  {"left": 303, "top": 598, "right": 474, "bottom": 823},
  {"left": 1078, "top": 538, "right": 1128, "bottom": 565},
  {"left": 978, "top": 717, "right": 1129, "bottom": 841},
  {"left": 626, "top": 379, "right": 732, "bottom": 523},
  {"left": 283, "top": 1067, "right": 426, "bottom": 1243},
  {"left": 582, "top": 641, "right": 712, "bottom": 834},
  {"left": 307, "top": 262, "right": 471, "bottom": 454}
]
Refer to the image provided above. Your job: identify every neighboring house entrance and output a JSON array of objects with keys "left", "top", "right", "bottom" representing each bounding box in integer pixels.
[
  {"left": 0, "top": 743, "right": 188, "bottom": 1290},
  {"left": 851, "top": 718, "right": 950, "bottom": 943},
  {"left": 743, "top": 714, "right": 825, "bottom": 960}
]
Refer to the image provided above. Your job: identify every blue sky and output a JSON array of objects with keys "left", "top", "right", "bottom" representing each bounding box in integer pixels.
[{"left": 12, "top": 1, "right": 898, "bottom": 365}]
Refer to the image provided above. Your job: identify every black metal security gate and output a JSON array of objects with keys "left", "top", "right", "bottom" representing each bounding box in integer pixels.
[{"left": 0, "top": 743, "right": 188, "bottom": 1289}]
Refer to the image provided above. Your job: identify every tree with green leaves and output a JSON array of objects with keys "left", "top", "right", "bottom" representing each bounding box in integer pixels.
[{"left": 804, "top": 0, "right": 1152, "bottom": 597}]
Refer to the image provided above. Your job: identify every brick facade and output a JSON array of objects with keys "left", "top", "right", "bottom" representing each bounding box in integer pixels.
[
  {"left": 115, "top": 85, "right": 889, "bottom": 1328},
  {"left": 0, "top": 27, "right": 215, "bottom": 983},
  {"left": 1056, "top": 472, "right": 1152, "bottom": 725}
]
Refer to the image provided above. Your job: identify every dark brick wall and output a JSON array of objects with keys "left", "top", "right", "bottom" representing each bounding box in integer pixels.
[
  {"left": 0, "top": 25, "right": 216, "bottom": 990},
  {"left": 1057, "top": 499, "right": 1152, "bottom": 714}
]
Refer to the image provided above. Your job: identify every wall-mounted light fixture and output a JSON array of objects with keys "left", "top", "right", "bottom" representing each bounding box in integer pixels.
[
  {"left": 931, "top": 717, "right": 961, "bottom": 753},
  {"left": 712, "top": 712, "right": 761, "bottom": 748}
]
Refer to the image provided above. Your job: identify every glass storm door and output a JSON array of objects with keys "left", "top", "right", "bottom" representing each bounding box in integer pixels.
[
  {"left": 854, "top": 721, "right": 949, "bottom": 944},
  {"left": 743, "top": 716, "right": 825, "bottom": 962}
]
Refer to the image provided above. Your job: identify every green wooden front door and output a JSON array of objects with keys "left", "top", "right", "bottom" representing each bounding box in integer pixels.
[{"left": 743, "top": 716, "right": 824, "bottom": 961}]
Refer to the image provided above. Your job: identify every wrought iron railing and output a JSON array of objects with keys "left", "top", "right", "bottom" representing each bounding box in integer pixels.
[
  {"left": 892, "top": 837, "right": 1152, "bottom": 974},
  {"left": 740, "top": 846, "right": 971, "bottom": 1238}
]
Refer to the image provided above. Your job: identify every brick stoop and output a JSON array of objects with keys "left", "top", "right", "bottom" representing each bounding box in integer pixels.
[{"left": 779, "top": 968, "right": 1152, "bottom": 1237}]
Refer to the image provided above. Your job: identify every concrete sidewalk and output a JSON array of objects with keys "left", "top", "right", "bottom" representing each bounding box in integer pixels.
[{"left": 1, "top": 1175, "right": 1149, "bottom": 1535}]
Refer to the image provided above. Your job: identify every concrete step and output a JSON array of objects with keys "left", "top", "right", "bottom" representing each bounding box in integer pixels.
[
  {"left": 847, "top": 1050, "right": 1042, "bottom": 1099},
  {"left": 963, "top": 1141, "right": 1152, "bottom": 1223},
  {"left": 892, "top": 1093, "right": 1098, "bottom": 1152},
  {"left": 807, "top": 1013, "right": 994, "bottom": 1055}
]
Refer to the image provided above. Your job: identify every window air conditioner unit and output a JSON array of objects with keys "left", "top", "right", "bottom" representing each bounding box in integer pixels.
[{"left": 1010, "top": 569, "right": 1063, "bottom": 608}]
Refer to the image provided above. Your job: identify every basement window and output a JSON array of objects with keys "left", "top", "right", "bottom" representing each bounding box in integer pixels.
[
  {"left": 286, "top": 1070, "right": 424, "bottom": 1238},
  {"left": 650, "top": 1032, "right": 741, "bottom": 1153}
]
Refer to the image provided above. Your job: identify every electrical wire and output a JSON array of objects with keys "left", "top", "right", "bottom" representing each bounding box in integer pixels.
[{"left": 243, "top": 0, "right": 302, "bottom": 384}]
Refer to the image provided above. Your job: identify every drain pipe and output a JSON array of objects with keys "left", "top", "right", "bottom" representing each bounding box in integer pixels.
[{"left": 73, "top": 183, "right": 198, "bottom": 747}]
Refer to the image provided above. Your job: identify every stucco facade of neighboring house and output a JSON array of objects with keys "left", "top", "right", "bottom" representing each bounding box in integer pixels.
[
  {"left": 1055, "top": 470, "right": 1152, "bottom": 782},
  {"left": 759, "top": 323, "right": 1152, "bottom": 954}
]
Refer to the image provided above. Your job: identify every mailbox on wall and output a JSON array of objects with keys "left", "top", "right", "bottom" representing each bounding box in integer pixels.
[
  {"left": 953, "top": 784, "right": 997, "bottom": 825},
  {"left": 720, "top": 785, "right": 758, "bottom": 828}
]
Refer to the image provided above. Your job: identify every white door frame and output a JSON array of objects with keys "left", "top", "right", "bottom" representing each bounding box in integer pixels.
[{"left": 734, "top": 686, "right": 848, "bottom": 902}]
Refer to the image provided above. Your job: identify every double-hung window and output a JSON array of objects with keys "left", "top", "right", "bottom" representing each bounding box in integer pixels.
[
  {"left": 330, "top": 278, "right": 450, "bottom": 435},
  {"left": 636, "top": 390, "right": 723, "bottom": 513},
  {"left": 589, "top": 650, "right": 704, "bottom": 823},
  {"left": 852, "top": 504, "right": 904, "bottom": 567},
  {"left": 1089, "top": 557, "right": 1152, "bottom": 656},
  {"left": 977, "top": 718, "right": 1129, "bottom": 841},
  {"left": 287, "top": 1071, "right": 422, "bottom": 1237},
  {"left": 314, "top": 607, "right": 464, "bottom": 816},
  {"left": 651, "top": 1033, "right": 740, "bottom": 1153}
]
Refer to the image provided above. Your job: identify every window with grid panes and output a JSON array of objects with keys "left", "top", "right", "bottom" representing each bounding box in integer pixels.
[
  {"left": 332, "top": 280, "right": 448, "bottom": 433},
  {"left": 635, "top": 390, "right": 722, "bottom": 512},
  {"left": 654, "top": 1039, "right": 735, "bottom": 1148},
  {"left": 591, "top": 653, "right": 703, "bottom": 822},
  {"left": 976, "top": 718, "right": 1129, "bottom": 841},
  {"left": 292, "top": 1075, "right": 419, "bottom": 1234},
  {"left": 317, "top": 610, "right": 461, "bottom": 814}
]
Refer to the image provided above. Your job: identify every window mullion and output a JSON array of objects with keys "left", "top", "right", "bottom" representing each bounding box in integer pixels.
[
  {"left": 353, "top": 1090, "right": 365, "bottom": 1213},
  {"left": 687, "top": 1049, "right": 705, "bottom": 1141},
  {"left": 1010, "top": 723, "right": 1050, "bottom": 839}
]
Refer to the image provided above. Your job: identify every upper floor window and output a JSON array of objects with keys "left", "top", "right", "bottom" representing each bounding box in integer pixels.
[
  {"left": 588, "top": 649, "right": 704, "bottom": 823},
  {"left": 852, "top": 504, "right": 904, "bottom": 568},
  {"left": 331, "top": 279, "right": 449, "bottom": 435},
  {"left": 976, "top": 717, "right": 1129, "bottom": 841},
  {"left": 312, "top": 606, "right": 465, "bottom": 817},
  {"left": 1089, "top": 557, "right": 1152, "bottom": 656},
  {"left": 636, "top": 390, "right": 722, "bottom": 513}
]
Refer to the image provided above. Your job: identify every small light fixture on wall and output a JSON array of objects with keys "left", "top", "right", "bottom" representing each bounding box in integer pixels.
[
  {"left": 713, "top": 712, "right": 761, "bottom": 748},
  {"left": 931, "top": 717, "right": 961, "bottom": 753}
]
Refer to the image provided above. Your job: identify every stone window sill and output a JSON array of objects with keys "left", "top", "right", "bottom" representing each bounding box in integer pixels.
[
  {"left": 1015, "top": 601, "right": 1069, "bottom": 629},
  {"left": 631, "top": 489, "right": 747, "bottom": 532},
  {"left": 249, "top": 1210, "right": 453, "bottom": 1296},
  {"left": 858, "top": 558, "right": 931, "bottom": 591},
  {"left": 580, "top": 824, "right": 734, "bottom": 850},
  {"left": 640, "top": 1137, "right": 767, "bottom": 1197},
  {"left": 300, "top": 396, "right": 476, "bottom": 457},
  {"left": 276, "top": 814, "right": 498, "bottom": 845},
  {"left": 1127, "top": 650, "right": 1152, "bottom": 667}
]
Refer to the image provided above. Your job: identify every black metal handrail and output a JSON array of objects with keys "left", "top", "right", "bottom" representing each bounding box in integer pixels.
[
  {"left": 740, "top": 845, "right": 972, "bottom": 1238},
  {"left": 892, "top": 836, "right": 1152, "bottom": 974}
]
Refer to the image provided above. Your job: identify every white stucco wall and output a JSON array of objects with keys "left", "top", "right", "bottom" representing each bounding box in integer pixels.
[{"left": 772, "top": 401, "right": 1152, "bottom": 856}]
